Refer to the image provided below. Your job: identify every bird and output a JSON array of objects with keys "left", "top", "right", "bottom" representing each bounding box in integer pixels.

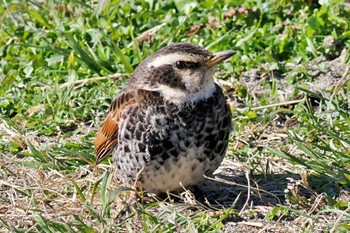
[{"left": 94, "top": 42, "right": 235, "bottom": 194}]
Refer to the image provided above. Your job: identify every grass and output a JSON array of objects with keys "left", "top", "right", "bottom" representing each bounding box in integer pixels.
[{"left": 1, "top": 0, "right": 350, "bottom": 232}]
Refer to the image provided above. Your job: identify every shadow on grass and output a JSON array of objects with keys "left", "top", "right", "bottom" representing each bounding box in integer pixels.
[{"left": 196, "top": 166, "right": 342, "bottom": 211}]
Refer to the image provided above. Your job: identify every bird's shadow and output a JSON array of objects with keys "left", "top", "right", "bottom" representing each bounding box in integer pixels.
[
  {"left": 196, "top": 169, "right": 294, "bottom": 209},
  {"left": 153, "top": 165, "right": 341, "bottom": 211}
]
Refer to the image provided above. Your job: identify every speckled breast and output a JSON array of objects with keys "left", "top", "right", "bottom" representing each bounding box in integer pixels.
[{"left": 112, "top": 85, "right": 231, "bottom": 193}]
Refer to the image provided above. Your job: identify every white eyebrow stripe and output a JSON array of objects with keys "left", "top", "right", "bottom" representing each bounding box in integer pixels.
[{"left": 147, "top": 53, "right": 198, "bottom": 68}]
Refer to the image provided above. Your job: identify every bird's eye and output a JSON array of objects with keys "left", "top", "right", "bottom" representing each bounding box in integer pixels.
[
  {"left": 175, "top": 61, "right": 198, "bottom": 69},
  {"left": 175, "top": 61, "right": 187, "bottom": 69}
]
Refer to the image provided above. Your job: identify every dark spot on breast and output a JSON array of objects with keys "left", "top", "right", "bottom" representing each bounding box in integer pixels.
[
  {"left": 168, "top": 148, "right": 179, "bottom": 157},
  {"left": 137, "top": 112, "right": 144, "bottom": 122},
  {"left": 135, "top": 130, "right": 142, "bottom": 140},
  {"left": 127, "top": 153, "right": 132, "bottom": 161},
  {"left": 191, "top": 164, "right": 197, "bottom": 171},
  {"left": 205, "top": 97, "right": 216, "bottom": 106},
  {"left": 204, "top": 134, "right": 213, "bottom": 141},
  {"left": 207, "top": 141, "right": 217, "bottom": 152},
  {"left": 153, "top": 163, "right": 161, "bottom": 170},
  {"left": 198, "top": 156, "right": 206, "bottom": 162},
  {"left": 127, "top": 124, "right": 135, "bottom": 134},
  {"left": 136, "top": 122, "right": 145, "bottom": 132},
  {"left": 135, "top": 155, "right": 140, "bottom": 162},
  {"left": 124, "top": 145, "right": 131, "bottom": 153},
  {"left": 195, "top": 140, "right": 204, "bottom": 148},
  {"left": 149, "top": 144, "right": 164, "bottom": 155},
  {"left": 195, "top": 103, "right": 208, "bottom": 114},
  {"left": 158, "top": 159, "right": 165, "bottom": 165},
  {"left": 144, "top": 134, "right": 155, "bottom": 144},
  {"left": 155, "top": 118, "right": 163, "bottom": 126},
  {"left": 213, "top": 96, "right": 219, "bottom": 105},
  {"left": 127, "top": 115, "right": 136, "bottom": 125},
  {"left": 138, "top": 143, "right": 146, "bottom": 153},
  {"left": 161, "top": 152, "right": 170, "bottom": 161},
  {"left": 124, "top": 132, "right": 130, "bottom": 140},
  {"left": 163, "top": 139, "right": 173, "bottom": 150},
  {"left": 178, "top": 111, "right": 191, "bottom": 120},
  {"left": 205, "top": 126, "right": 214, "bottom": 134}
]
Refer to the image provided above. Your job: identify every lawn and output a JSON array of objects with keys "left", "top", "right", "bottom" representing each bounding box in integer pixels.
[{"left": 1, "top": 0, "right": 350, "bottom": 232}]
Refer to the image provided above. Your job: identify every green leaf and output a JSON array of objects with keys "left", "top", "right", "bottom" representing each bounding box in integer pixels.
[
  {"left": 305, "top": 36, "right": 317, "bottom": 57},
  {"left": 100, "top": 171, "right": 111, "bottom": 217},
  {"left": 173, "top": 0, "right": 198, "bottom": 15},
  {"left": 26, "top": 9, "right": 51, "bottom": 28},
  {"left": 63, "top": 34, "right": 104, "bottom": 74},
  {"left": 67, "top": 50, "right": 75, "bottom": 68},
  {"left": 246, "top": 111, "right": 257, "bottom": 119}
]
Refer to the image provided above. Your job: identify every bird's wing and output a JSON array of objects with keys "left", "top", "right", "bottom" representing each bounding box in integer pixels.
[{"left": 94, "top": 90, "right": 137, "bottom": 164}]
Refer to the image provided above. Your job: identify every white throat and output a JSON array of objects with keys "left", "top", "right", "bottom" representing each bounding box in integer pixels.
[
  {"left": 158, "top": 84, "right": 215, "bottom": 104},
  {"left": 157, "top": 71, "right": 216, "bottom": 104}
]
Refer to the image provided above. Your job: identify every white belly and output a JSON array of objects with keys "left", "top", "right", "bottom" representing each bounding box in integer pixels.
[{"left": 136, "top": 146, "right": 222, "bottom": 193}]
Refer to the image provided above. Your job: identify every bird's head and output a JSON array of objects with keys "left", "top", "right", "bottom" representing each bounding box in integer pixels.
[{"left": 131, "top": 43, "right": 235, "bottom": 103}]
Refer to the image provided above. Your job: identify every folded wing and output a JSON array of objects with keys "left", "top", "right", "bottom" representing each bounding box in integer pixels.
[{"left": 94, "top": 91, "right": 137, "bottom": 164}]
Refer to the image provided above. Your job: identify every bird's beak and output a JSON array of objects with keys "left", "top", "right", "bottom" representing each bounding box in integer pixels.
[{"left": 206, "top": 50, "right": 236, "bottom": 68}]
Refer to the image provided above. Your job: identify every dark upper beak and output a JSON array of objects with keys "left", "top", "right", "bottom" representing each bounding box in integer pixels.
[{"left": 206, "top": 50, "right": 236, "bottom": 68}]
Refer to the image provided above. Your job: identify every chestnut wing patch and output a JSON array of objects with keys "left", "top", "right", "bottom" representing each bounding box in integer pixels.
[{"left": 94, "top": 91, "right": 137, "bottom": 164}]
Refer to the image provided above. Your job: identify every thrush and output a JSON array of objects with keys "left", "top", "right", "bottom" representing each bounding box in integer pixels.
[{"left": 94, "top": 42, "right": 235, "bottom": 193}]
